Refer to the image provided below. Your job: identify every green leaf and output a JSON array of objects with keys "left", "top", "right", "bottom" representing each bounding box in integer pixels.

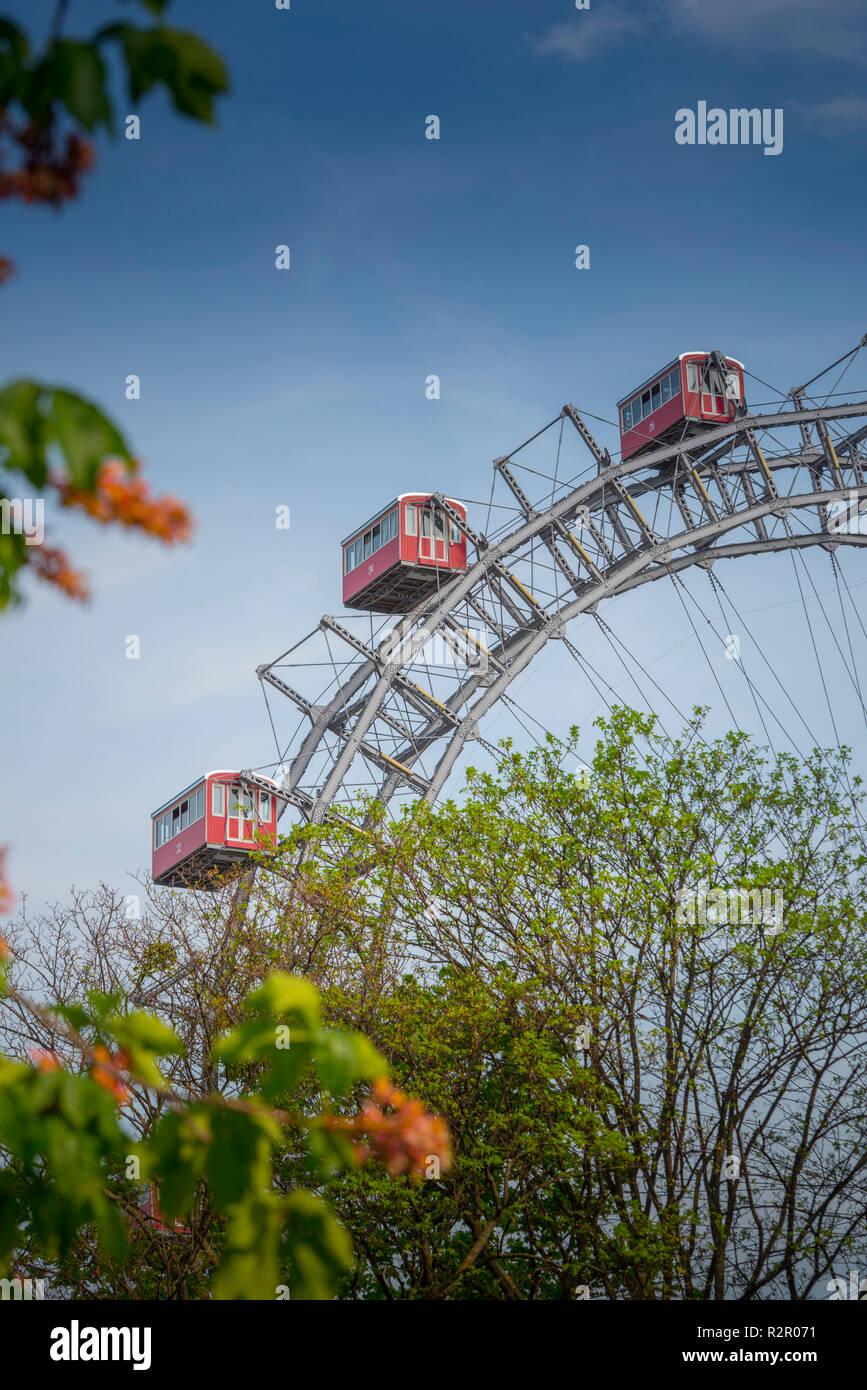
[
  {"left": 85, "top": 988, "right": 126, "bottom": 1019},
  {"left": 0, "top": 382, "right": 134, "bottom": 492},
  {"left": 0, "top": 20, "right": 28, "bottom": 105},
  {"left": 104, "top": 25, "right": 229, "bottom": 124},
  {"left": 104, "top": 1011, "right": 183, "bottom": 1084},
  {"left": 244, "top": 974, "right": 321, "bottom": 1029},
  {"left": 49, "top": 389, "right": 133, "bottom": 489},
  {"left": 47, "top": 40, "right": 113, "bottom": 132},
  {"left": 93, "top": 1195, "right": 128, "bottom": 1262},
  {"left": 262, "top": 1049, "right": 311, "bottom": 1103},
  {"left": 146, "top": 1109, "right": 211, "bottom": 1218},
  {"left": 281, "top": 1191, "right": 354, "bottom": 1301},
  {"left": 312, "top": 1029, "right": 388, "bottom": 1097},
  {"left": 0, "top": 529, "right": 26, "bottom": 609},
  {"left": 57, "top": 1073, "right": 88, "bottom": 1127},
  {"left": 52, "top": 1002, "right": 93, "bottom": 1032},
  {"left": 212, "top": 1193, "right": 285, "bottom": 1301},
  {"left": 205, "top": 1107, "right": 277, "bottom": 1209},
  {"left": 214, "top": 1015, "right": 314, "bottom": 1100},
  {"left": 214, "top": 1016, "right": 286, "bottom": 1065},
  {"left": 304, "top": 1123, "right": 358, "bottom": 1179},
  {"left": 0, "top": 19, "right": 28, "bottom": 61},
  {"left": 108, "top": 1010, "right": 184, "bottom": 1056},
  {"left": 0, "top": 380, "right": 49, "bottom": 486},
  {"left": 0, "top": 1056, "right": 28, "bottom": 1091}
]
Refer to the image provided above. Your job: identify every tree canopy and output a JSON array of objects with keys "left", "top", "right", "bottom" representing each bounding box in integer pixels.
[{"left": 2, "top": 706, "right": 864, "bottom": 1298}]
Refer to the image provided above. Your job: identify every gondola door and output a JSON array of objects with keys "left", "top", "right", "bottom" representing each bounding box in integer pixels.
[
  {"left": 228, "top": 784, "right": 256, "bottom": 841},
  {"left": 701, "top": 362, "right": 726, "bottom": 418},
  {"left": 419, "top": 506, "right": 447, "bottom": 563}
]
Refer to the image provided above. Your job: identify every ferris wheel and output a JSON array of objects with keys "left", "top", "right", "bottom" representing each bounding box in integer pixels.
[{"left": 151, "top": 337, "right": 867, "bottom": 889}]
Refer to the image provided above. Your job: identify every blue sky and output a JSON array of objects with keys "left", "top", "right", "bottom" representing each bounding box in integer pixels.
[{"left": 2, "top": 0, "right": 867, "bottom": 906}]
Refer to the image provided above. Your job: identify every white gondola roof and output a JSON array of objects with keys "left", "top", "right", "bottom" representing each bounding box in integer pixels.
[
  {"left": 341, "top": 495, "right": 465, "bottom": 546},
  {"left": 151, "top": 770, "right": 281, "bottom": 818},
  {"left": 617, "top": 354, "right": 745, "bottom": 407}
]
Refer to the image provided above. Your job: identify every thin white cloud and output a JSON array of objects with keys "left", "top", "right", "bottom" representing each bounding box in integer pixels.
[
  {"left": 670, "top": 0, "right": 867, "bottom": 64},
  {"left": 796, "top": 95, "right": 867, "bottom": 132},
  {"left": 534, "top": 0, "right": 867, "bottom": 65},
  {"left": 532, "top": 10, "right": 646, "bottom": 63}
]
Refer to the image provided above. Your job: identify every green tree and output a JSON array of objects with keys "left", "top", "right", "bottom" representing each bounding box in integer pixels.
[
  {"left": 0, "top": 931, "right": 449, "bottom": 1299},
  {"left": 301, "top": 707, "right": 867, "bottom": 1299},
  {"left": 4, "top": 706, "right": 865, "bottom": 1299}
]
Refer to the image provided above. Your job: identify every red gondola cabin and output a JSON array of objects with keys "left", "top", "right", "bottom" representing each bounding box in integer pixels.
[
  {"left": 151, "top": 770, "right": 281, "bottom": 888},
  {"left": 617, "top": 352, "right": 746, "bottom": 461},
  {"left": 142, "top": 1185, "right": 190, "bottom": 1236},
  {"left": 342, "top": 493, "right": 467, "bottom": 613}
]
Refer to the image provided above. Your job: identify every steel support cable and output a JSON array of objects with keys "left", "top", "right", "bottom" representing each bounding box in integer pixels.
[
  {"left": 743, "top": 367, "right": 789, "bottom": 402},
  {"left": 447, "top": 499, "right": 520, "bottom": 524},
  {"left": 789, "top": 542, "right": 867, "bottom": 726},
  {"left": 589, "top": 612, "right": 680, "bottom": 742},
  {"left": 562, "top": 633, "right": 701, "bottom": 783},
  {"left": 561, "top": 636, "right": 619, "bottom": 721},
  {"left": 596, "top": 617, "right": 693, "bottom": 730},
  {"left": 833, "top": 553, "right": 867, "bottom": 651},
  {"left": 667, "top": 561, "right": 804, "bottom": 762},
  {"left": 663, "top": 570, "right": 745, "bottom": 736},
  {"left": 786, "top": 543, "right": 867, "bottom": 849},
  {"left": 550, "top": 413, "right": 565, "bottom": 510},
  {"left": 521, "top": 631, "right": 767, "bottom": 897},
  {"left": 503, "top": 412, "right": 565, "bottom": 459},
  {"left": 747, "top": 389, "right": 859, "bottom": 409},
  {"left": 474, "top": 733, "right": 503, "bottom": 760},
  {"left": 389, "top": 633, "right": 460, "bottom": 783},
  {"left": 480, "top": 404, "right": 866, "bottom": 575},
  {"left": 559, "top": 636, "right": 703, "bottom": 776},
  {"left": 830, "top": 554, "right": 867, "bottom": 740},
  {"left": 653, "top": 551, "right": 850, "bottom": 851},
  {"left": 792, "top": 336, "right": 867, "bottom": 397},
  {"left": 564, "top": 627, "right": 715, "bottom": 732},
  {"left": 263, "top": 625, "right": 322, "bottom": 670},
  {"left": 260, "top": 674, "right": 302, "bottom": 773},
  {"left": 384, "top": 510, "right": 450, "bottom": 788},
  {"left": 293, "top": 508, "right": 861, "bottom": 817},
  {"left": 704, "top": 568, "right": 832, "bottom": 764},
  {"left": 790, "top": 544, "right": 867, "bottom": 726},
  {"left": 697, "top": 569, "right": 813, "bottom": 859},
  {"left": 495, "top": 449, "right": 596, "bottom": 504},
  {"left": 322, "top": 589, "right": 497, "bottom": 811},
  {"left": 703, "top": 570, "right": 779, "bottom": 759},
  {"left": 632, "top": 466, "right": 750, "bottom": 735},
  {"left": 566, "top": 401, "right": 621, "bottom": 433},
  {"left": 500, "top": 692, "right": 570, "bottom": 755},
  {"left": 806, "top": 349, "right": 857, "bottom": 414},
  {"left": 483, "top": 467, "right": 497, "bottom": 540},
  {"left": 322, "top": 626, "right": 359, "bottom": 728},
  {"left": 572, "top": 603, "right": 794, "bottom": 861}
]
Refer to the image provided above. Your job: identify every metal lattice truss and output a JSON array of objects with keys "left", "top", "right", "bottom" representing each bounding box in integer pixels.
[{"left": 258, "top": 351, "right": 867, "bottom": 828}]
